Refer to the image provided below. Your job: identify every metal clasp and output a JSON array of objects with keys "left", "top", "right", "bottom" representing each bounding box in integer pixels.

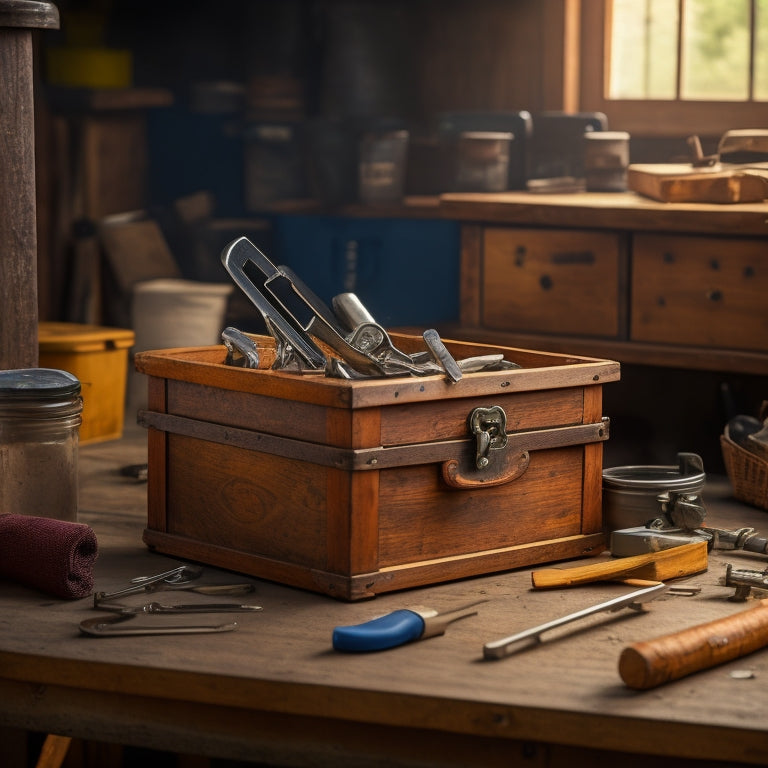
[{"left": 469, "top": 406, "right": 508, "bottom": 470}]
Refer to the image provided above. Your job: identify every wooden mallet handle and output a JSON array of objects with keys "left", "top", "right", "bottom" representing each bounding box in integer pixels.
[{"left": 619, "top": 598, "right": 768, "bottom": 690}]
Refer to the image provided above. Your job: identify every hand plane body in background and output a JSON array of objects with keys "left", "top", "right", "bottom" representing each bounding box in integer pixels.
[{"left": 610, "top": 523, "right": 768, "bottom": 559}]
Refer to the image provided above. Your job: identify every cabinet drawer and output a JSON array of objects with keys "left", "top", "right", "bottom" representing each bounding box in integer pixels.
[
  {"left": 631, "top": 234, "right": 768, "bottom": 351},
  {"left": 482, "top": 227, "right": 624, "bottom": 337}
]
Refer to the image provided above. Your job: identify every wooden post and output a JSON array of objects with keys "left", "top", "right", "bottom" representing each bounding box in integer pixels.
[{"left": 0, "top": 1, "right": 59, "bottom": 370}]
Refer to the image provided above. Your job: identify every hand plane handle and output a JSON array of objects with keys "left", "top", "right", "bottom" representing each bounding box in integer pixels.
[{"left": 619, "top": 598, "right": 768, "bottom": 689}]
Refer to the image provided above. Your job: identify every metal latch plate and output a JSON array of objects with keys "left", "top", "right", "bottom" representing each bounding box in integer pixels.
[{"left": 469, "top": 406, "right": 508, "bottom": 470}]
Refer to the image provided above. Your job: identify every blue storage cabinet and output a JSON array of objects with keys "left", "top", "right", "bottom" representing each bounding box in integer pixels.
[{"left": 272, "top": 215, "right": 460, "bottom": 328}]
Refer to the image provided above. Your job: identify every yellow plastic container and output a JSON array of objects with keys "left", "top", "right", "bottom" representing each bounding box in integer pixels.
[
  {"left": 38, "top": 322, "right": 135, "bottom": 445},
  {"left": 45, "top": 47, "right": 133, "bottom": 90}
]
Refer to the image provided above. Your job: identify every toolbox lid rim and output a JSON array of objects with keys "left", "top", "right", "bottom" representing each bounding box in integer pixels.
[{"left": 133, "top": 334, "right": 620, "bottom": 410}]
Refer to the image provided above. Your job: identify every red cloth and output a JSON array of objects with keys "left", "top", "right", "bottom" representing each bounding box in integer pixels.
[{"left": 0, "top": 514, "right": 98, "bottom": 599}]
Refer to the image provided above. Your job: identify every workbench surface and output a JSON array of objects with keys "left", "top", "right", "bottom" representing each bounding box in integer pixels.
[{"left": 2, "top": 425, "right": 768, "bottom": 767}]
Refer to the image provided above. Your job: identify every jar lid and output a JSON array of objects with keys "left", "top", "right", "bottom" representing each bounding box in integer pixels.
[
  {"left": 602, "top": 452, "right": 705, "bottom": 493},
  {"left": 0, "top": 368, "right": 81, "bottom": 399}
]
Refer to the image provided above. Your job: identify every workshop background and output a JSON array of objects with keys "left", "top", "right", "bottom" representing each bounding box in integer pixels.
[{"left": 31, "top": 0, "right": 766, "bottom": 475}]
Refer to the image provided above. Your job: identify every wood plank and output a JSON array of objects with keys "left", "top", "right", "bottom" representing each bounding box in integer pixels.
[
  {"left": 45, "top": 87, "right": 173, "bottom": 112},
  {"left": 0, "top": 28, "right": 38, "bottom": 368},
  {"left": 379, "top": 387, "right": 585, "bottom": 446},
  {"left": 6, "top": 431, "right": 768, "bottom": 763},
  {"left": 482, "top": 226, "right": 622, "bottom": 337},
  {"left": 146, "top": 376, "right": 168, "bottom": 533},
  {"left": 165, "top": 434, "right": 329, "bottom": 569},
  {"left": 377, "top": 448, "right": 588, "bottom": 564},
  {"left": 325, "top": 406, "right": 381, "bottom": 575},
  {"left": 581, "top": 384, "right": 605, "bottom": 533},
  {"left": 439, "top": 191, "right": 768, "bottom": 236},
  {"left": 33, "top": 734, "right": 71, "bottom": 768},
  {"left": 135, "top": 341, "right": 618, "bottom": 410},
  {"left": 441, "top": 325, "right": 768, "bottom": 376},
  {"left": 628, "top": 164, "right": 768, "bottom": 204},
  {"left": 631, "top": 234, "right": 768, "bottom": 352},
  {"left": 459, "top": 224, "right": 483, "bottom": 328}
]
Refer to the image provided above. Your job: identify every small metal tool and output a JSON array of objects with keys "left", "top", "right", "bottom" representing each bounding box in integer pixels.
[
  {"left": 325, "top": 358, "right": 367, "bottom": 380},
  {"left": 611, "top": 523, "right": 768, "bottom": 559},
  {"left": 129, "top": 564, "right": 202, "bottom": 584},
  {"left": 278, "top": 265, "right": 350, "bottom": 338},
  {"left": 222, "top": 326, "right": 260, "bottom": 368},
  {"left": 483, "top": 583, "right": 668, "bottom": 659},
  {"left": 93, "top": 600, "right": 263, "bottom": 615},
  {"left": 333, "top": 599, "right": 487, "bottom": 652},
  {"left": 707, "top": 526, "right": 768, "bottom": 554},
  {"left": 422, "top": 328, "right": 462, "bottom": 383},
  {"left": 221, "top": 237, "right": 326, "bottom": 369},
  {"left": 331, "top": 292, "right": 377, "bottom": 332},
  {"left": 456, "top": 354, "right": 519, "bottom": 373},
  {"left": 721, "top": 563, "right": 768, "bottom": 601},
  {"left": 79, "top": 614, "right": 239, "bottom": 637},
  {"left": 346, "top": 321, "right": 419, "bottom": 372},
  {"left": 94, "top": 581, "right": 255, "bottom": 606}
]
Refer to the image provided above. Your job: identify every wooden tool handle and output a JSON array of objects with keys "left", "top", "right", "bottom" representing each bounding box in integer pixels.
[
  {"left": 619, "top": 599, "right": 768, "bottom": 690},
  {"left": 531, "top": 541, "right": 708, "bottom": 588}
]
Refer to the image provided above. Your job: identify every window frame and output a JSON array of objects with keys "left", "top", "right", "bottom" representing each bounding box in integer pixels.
[{"left": 579, "top": 0, "right": 768, "bottom": 137}]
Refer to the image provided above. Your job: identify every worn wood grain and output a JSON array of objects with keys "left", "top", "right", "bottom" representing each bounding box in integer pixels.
[
  {"left": 531, "top": 541, "right": 709, "bottom": 588},
  {"left": 482, "top": 227, "right": 623, "bottom": 337},
  {"left": 443, "top": 191, "right": 768, "bottom": 375},
  {"left": 0, "top": 28, "right": 37, "bottom": 369},
  {"left": 139, "top": 337, "right": 611, "bottom": 598},
  {"left": 440, "top": 191, "right": 768, "bottom": 237},
  {"left": 2, "top": 430, "right": 768, "bottom": 765},
  {"left": 631, "top": 233, "right": 768, "bottom": 352},
  {"left": 0, "top": 3, "right": 59, "bottom": 368},
  {"left": 619, "top": 598, "right": 768, "bottom": 690},
  {"left": 135, "top": 339, "right": 620, "bottom": 410}
]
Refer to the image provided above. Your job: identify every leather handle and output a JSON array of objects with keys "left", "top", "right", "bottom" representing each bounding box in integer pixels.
[{"left": 619, "top": 599, "right": 768, "bottom": 690}]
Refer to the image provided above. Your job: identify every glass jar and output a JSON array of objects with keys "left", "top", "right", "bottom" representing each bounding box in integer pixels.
[{"left": 0, "top": 368, "right": 83, "bottom": 522}]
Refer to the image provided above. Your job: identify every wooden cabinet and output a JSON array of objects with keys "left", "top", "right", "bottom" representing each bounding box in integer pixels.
[
  {"left": 443, "top": 191, "right": 768, "bottom": 375},
  {"left": 631, "top": 233, "right": 768, "bottom": 352},
  {"left": 482, "top": 227, "right": 626, "bottom": 337},
  {"left": 37, "top": 87, "right": 173, "bottom": 322}
]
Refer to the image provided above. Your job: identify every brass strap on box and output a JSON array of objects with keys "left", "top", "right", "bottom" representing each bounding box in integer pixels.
[{"left": 138, "top": 410, "right": 609, "bottom": 488}]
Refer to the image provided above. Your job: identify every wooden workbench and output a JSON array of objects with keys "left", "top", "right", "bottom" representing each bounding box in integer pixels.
[
  {"left": 2, "top": 424, "right": 768, "bottom": 767},
  {"left": 439, "top": 190, "right": 768, "bottom": 376}
]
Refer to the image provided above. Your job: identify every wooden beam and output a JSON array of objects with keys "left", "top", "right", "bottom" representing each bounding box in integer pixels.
[{"left": 0, "top": 1, "right": 59, "bottom": 370}]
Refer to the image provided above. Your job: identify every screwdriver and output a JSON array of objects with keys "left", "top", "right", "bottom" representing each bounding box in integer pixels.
[{"left": 332, "top": 599, "right": 487, "bottom": 652}]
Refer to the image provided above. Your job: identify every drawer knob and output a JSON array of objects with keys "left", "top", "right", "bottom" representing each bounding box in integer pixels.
[{"left": 707, "top": 289, "right": 723, "bottom": 302}]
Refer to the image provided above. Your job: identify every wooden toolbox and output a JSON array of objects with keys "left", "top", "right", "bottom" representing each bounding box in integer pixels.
[{"left": 135, "top": 334, "right": 620, "bottom": 600}]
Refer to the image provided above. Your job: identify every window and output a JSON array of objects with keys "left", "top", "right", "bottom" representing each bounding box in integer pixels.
[{"left": 580, "top": 0, "right": 768, "bottom": 136}]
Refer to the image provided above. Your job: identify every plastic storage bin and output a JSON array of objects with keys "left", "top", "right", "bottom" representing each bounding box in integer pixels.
[{"left": 38, "top": 322, "right": 135, "bottom": 445}]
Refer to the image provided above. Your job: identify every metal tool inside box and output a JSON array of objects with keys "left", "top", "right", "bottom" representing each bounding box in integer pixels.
[{"left": 135, "top": 239, "right": 620, "bottom": 600}]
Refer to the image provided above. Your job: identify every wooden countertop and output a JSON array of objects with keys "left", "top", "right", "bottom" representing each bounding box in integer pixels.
[
  {"left": 2, "top": 426, "right": 768, "bottom": 765},
  {"left": 439, "top": 190, "right": 768, "bottom": 236},
  {"left": 275, "top": 190, "right": 768, "bottom": 236}
]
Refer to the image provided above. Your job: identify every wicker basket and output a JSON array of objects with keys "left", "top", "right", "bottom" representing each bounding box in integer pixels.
[{"left": 721, "top": 426, "right": 768, "bottom": 511}]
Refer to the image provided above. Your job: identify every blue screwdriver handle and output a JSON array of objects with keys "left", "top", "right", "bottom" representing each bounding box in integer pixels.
[{"left": 332, "top": 609, "right": 425, "bottom": 652}]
